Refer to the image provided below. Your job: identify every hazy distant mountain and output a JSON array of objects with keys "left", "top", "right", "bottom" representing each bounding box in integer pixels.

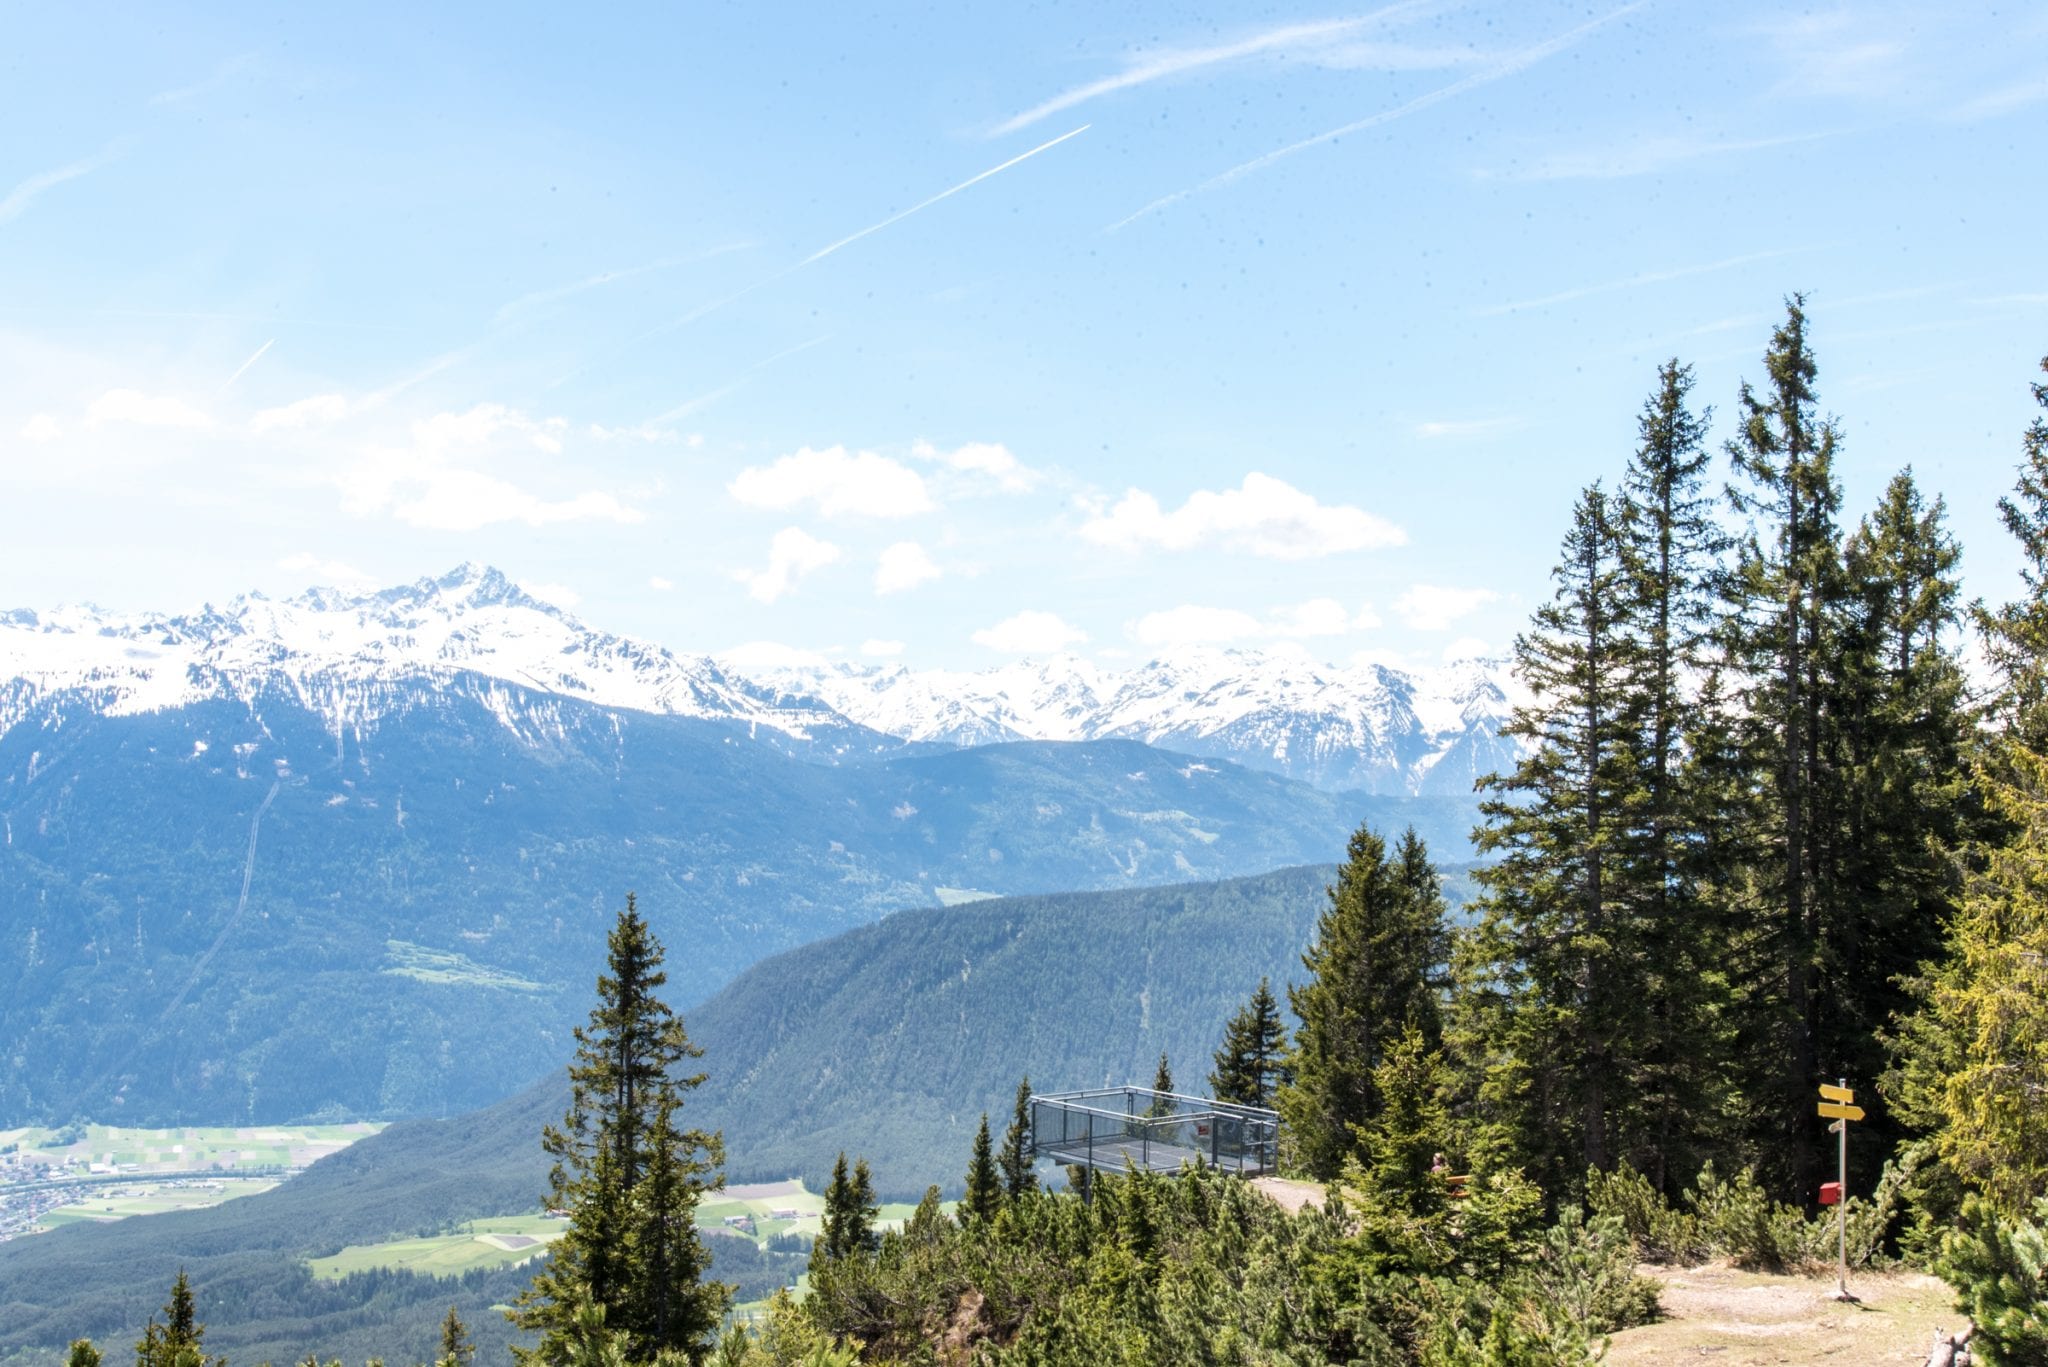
[{"left": 738, "top": 648, "right": 1526, "bottom": 795}]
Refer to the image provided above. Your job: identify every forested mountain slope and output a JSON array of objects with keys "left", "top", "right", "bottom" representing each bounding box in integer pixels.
[
  {"left": 2, "top": 655, "right": 1461, "bottom": 1126},
  {"left": 0, "top": 864, "right": 1349, "bottom": 1361}
]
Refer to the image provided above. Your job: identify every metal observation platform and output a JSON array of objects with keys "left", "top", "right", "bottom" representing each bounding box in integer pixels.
[{"left": 1027, "top": 1087, "right": 1281, "bottom": 1177}]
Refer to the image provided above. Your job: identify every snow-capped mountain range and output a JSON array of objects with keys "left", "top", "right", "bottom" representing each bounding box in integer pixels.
[{"left": 0, "top": 564, "right": 1526, "bottom": 795}]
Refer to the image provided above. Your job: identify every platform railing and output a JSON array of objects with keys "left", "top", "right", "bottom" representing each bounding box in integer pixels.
[{"left": 1026, "top": 1087, "right": 1280, "bottom": 1176}]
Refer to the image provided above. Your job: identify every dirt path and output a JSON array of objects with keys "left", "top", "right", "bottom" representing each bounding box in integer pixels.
[
  {"left": 1607, "top": 1262, "right": 1959, "bottom": 1366},
  {"left": 1250, "top": 1176, "right": 1327, "bottom": 1214}
]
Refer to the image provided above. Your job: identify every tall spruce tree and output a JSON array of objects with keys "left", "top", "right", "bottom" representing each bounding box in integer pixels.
[
  {"left": 963, "top": 1114, "right": 1002, "bottom": 1222},
  {"left": 1459, "top": 484, "right": 1652, "bottom": 1195},
  {"left": 438, "top": 1307, "right": 474, "bottom": 1367},
  {"left": 1148, "top": 1052, "right": 1174, "bottom": 1116},
  {"left": 1278, "top": 823, "right": 1450, "bottom": 1181},
  {"left": 1977, "top": 355, "right": 2048, "bottom": 743},
  {"left": 1618, "top": 360, "right": 1738, "bottom": 1191},
  {"left": 1830, "top": 471, "right": 1972, "bottom": 1173},
  {"left": 512, "top": 895, "right": 728, "bottom": 1364},
  {"left": 1720, "top": 297, "right": 1857, "bottom": 1195},
  {"left": 136, "top": 1270, "right": 212, "bottom": 1367},
  {"left": 812, "top": 1152, "right": 879, "bottom": 1271},
  {"left": 1209, "top": 978, "right": 1288, "bottom": 1108},
  {"left": 998, "top": 1076, "right": 1037, "bottom": 1199}
]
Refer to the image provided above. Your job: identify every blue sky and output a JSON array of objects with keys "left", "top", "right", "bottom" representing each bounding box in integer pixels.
[{"left": 3, "top": 1, "right": 2043, "bottom": 669}]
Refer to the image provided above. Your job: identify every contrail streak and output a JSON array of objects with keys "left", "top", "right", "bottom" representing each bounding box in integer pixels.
[
  {"left": 580, "top": 124, "right": 1093, "bottom": 375},
  {"left": 799, "top": 123, "right": 1092, "bottom": 267},
  {"left": 1107, "top": 4, "right": 1642, "bottom": 232},
  {"left": 219, "top": 338, "right": 274, "bottom": 392},
  {"left": 649, "top": 334, "right": 833, "bottom": 424}
]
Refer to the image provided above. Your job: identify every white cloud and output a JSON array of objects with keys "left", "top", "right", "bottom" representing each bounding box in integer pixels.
[
  {"left": 0, "top": 144, "right": 121, "bottom": 225},
  {"left": 1395, "top": 584, "right": 1500, "bottom": 631},
  {"left": 649, "top": 576, "right": 675, "bottom": 591},
  {"left": 1443, "top": 636, "right": 1492, "bottom": 661},
  {"left": 727, "top": 445, "right": 934, "bottom": 519},
  {"left": 333, "top": 404, "right": 640, "bottom": 531},
  {"left": 1130, "top": 597, "right": 1377, "bottom": 648},
  {"left": 736, "top": 527, "right": 842, "bottom": 604},
  {"left": 718, "top": 640, "right": 833, "bottom": 671},
  {"left": 389, "top": 471, "right": 641, "bottom": 532},
  {"left": 518, "top": 580, "right": 582, "bottom": 609},
  {"left": 19, "top": 413, "right": 61, "bottom": 443},
  {"left": 1952, "top": 68, "right": 2048, "bottom": 121},
  {"left": 85, "top": 389, "right": 214, "bottom": 431},
  {"left": 911, "top": 439, "right": 1041, "bottom": 493},
  {"left": 1080, "top": 472, "right": 1404, "bottom": 559},
  {"left": 412, "top": 403, "right": 565, "bottom": 456},
  {"left": 972, "top": 610, "right": 1088, "bottom": 654},
  {"left": 861, "top": 638, "right": 906, "bottom": 658},
  {"left": 1414, "top": 416, "right": 1524, "bottom": 439},
  {"left": 278, "top": 553, "right": 376, "bottom": 590},
  {"left": 249, "top": 393, "right": 350, "bottom": 432},
  {"left": 875, "top": 541, "right": 942, "bottom": 595}
]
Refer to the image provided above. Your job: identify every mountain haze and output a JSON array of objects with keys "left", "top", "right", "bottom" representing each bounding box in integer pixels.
[{"left": 0, "top": 569, "right": 1480, "bottom": 1126}]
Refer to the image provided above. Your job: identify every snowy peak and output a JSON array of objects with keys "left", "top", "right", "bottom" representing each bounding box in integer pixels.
[
  {"left": 0, "top": 565, "right": 862, "bottom": 744},
  {"left": 739, "top": 647, "right": 1526, "bottom": 796},
  {"left": 2, "top": 568, "right": 1526, "bottom": 794}
]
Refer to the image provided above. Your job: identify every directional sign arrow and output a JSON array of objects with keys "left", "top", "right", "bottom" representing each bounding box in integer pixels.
[
  {"left": 1818, "top": 1102, "right": 1865, "bottom": 1122},
  {"left": 1819, "top": 1083, "right": 1855, "bottom": 1104}
]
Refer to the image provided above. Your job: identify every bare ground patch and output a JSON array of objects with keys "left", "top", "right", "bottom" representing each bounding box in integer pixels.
[{"left": 1607, "top": 1261, "right": 1958, "bottom": 1366}]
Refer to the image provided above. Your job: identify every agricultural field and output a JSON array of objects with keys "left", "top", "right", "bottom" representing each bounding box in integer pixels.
[
  {"left": 34, "top": 1178, "right": 280, "bottom": 1231},
  {"left": 0, "top": 1121, "right": 385, "bottom": 1241},
  {"left": 0, "top": 1121, "right": 384, "bottom": 1175},
  {"left": 309, "top": 1214, "right": 567, "bottom": 1280},
  {"left": 304, "top": 1179, "right": 950, "bottom": 1285}
]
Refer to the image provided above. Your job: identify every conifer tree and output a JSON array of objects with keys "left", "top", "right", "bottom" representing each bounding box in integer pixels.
[
  {"left": 813, "top": 1151, "right": 879, "bottom": 1270},
  {"left": 1460, "top": 484, "right": 1651, "bottom": 1195},
  {"left": 66, "top": 1343, "right": 100, "bottom": 1367},
  {"left": 997, "top": 1076, "right": 1037, "bottom": 1199},
  {"left": 963, "top": 1114, "right": 1002, "bottom": 1223},
  {"left": 1618, "top": 360, "right": 1737, "bottom": 1191},
  {"left": 438, "top": 1307, "right": 474, "bottom": 1367},
  {"left": 1829, "top": 472, "right": 1971, "bottom": 1162},
  {"left": 136, "top": 1270, "right": 212, "bottom": 1367},
  {"left": 1148, "top": 1052, "right": 1174, "bottom": 1116},
  {"left": 513, "top": 894, "right": 728, "bottom": 1364},
  {"left": 1278, "top": 823, "right": 1450, "bottom": 1180},
  {"left": 1720, "top": 297, "right": 1856, "bottom": 1195},
  {"left": 1209, "top": 978, "right": 1287, "bottom": 1108},
  {"left": 1977, "top": 356, "right": 2048, "bottom": 743}
]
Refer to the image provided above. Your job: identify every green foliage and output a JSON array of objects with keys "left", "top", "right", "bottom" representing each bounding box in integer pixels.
[
  {"left": 1584, "top": 1164, "right": 1704, "bottom": 1265},
  {"left": 997, "top": 1078, "right": 1036, "bottom": 1200},
  {"left": 66, "top": 1342, "right": 101, "bottom": 1367},
  {"left": 512, "top": 898, "right": 729, "bottom": 1365},
  {"left": 437, "top": 1306, "right": 473, "bottom": 1367},
  {"left": 1938, "top": 1196, "right": 2048, "bottom": 1367},
  {"left": 1462, "top": 481, "right": 1668, "bottom": 1197},
  {"left": 810, "top": 1154, "right": 877, "bottom": 1274},
  {"left": 136, "top": 1270, "right": 218, "bottom": 1367},
  {"left": 962, "top": 1116, "right": 1002, "bottom": 1224},
  {"left": 1209, "top": 977, "right": 1288, "bottom": 1109},
  {"left": 1279, "top": 826, "right": 1450, "bottom": 1181}
]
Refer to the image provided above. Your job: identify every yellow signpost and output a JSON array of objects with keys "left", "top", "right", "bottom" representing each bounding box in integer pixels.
[{"left": 1819, "top": 1081, "right": 1858, "bottom": 1301}]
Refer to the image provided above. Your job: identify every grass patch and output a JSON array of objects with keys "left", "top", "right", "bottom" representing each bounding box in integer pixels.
[
  {"left": 381, "top": 940, "right": 546, "bottom": 992},
  {"left": 308, "top": 1215, "right": 566, "bottom": 1280}
]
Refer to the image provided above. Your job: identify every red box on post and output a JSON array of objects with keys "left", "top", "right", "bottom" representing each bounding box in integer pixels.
[{"left": 1818, "top": 1181, "right": 1842, "bottom": 1206}]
